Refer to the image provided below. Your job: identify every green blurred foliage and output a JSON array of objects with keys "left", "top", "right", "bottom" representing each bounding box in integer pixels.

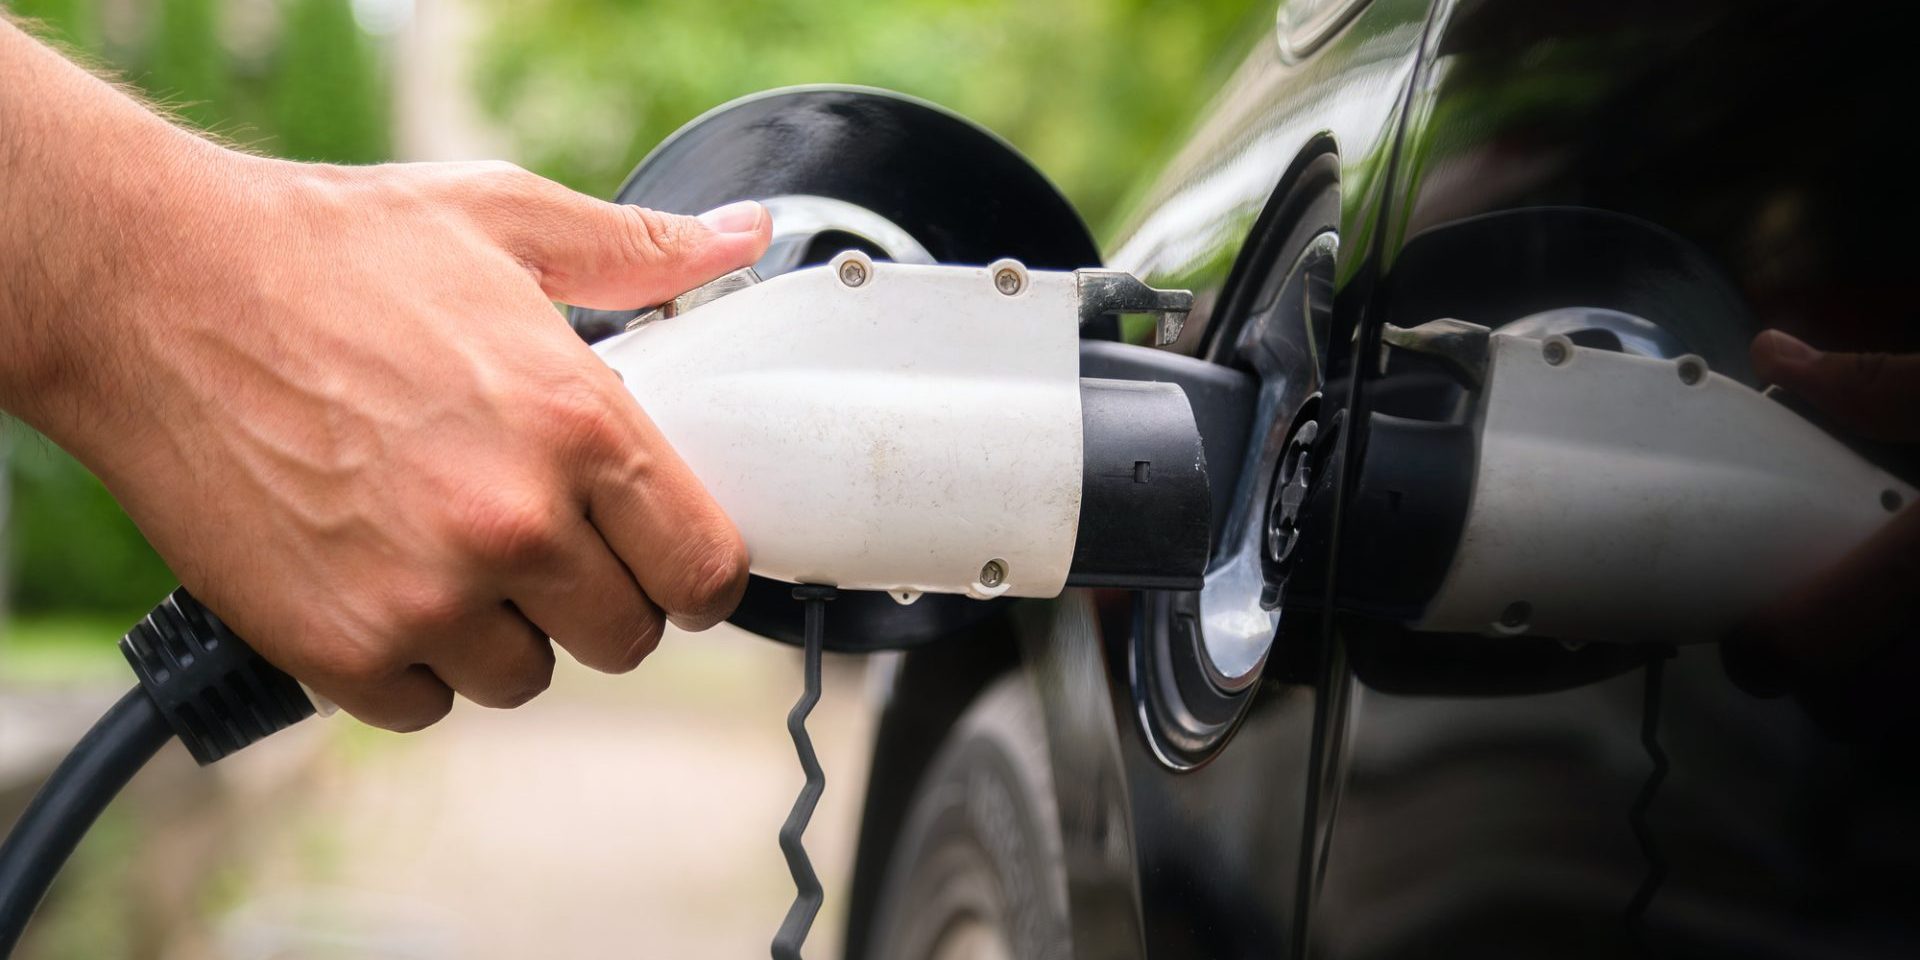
[
  {"left": 5, "top": 0, "right": 95, "bottom": 48},
  {"left": 149, "top": 0, "right": 228, "bottom": 130},
  {"left": 0, "top": 611, "right": 127, "bottom": 685},
  {"left": 3, "top": 0, "right": 391, "bottom": 623},
  {"left": 5, "top": 427, "right": 179, "bottom": 620},
  {"left": 470, "top": 0, "right": 1263, "bottom": 235},
  {"left": 272, "top": 0, "right": 391, "bottom": 162}
]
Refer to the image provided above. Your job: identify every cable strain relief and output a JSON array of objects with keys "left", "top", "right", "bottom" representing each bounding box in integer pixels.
[{"left": 118, "top": 588, "right": 315, "bottom": 765}]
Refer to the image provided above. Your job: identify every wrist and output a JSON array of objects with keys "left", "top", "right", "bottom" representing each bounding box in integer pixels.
[{"left": 11, "top": 132, "right": 284, "bottom": 453}]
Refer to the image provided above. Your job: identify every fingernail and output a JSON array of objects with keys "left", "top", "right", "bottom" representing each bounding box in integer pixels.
[
  {"left": 696, "top": 200, "right": 765, "bottom": 235},
  {"left": 1760, "top": 329, "right": 1820, "bottom": 367}
]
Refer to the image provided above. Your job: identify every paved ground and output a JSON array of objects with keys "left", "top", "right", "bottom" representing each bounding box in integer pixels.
[{"left": 185, "top": 624, "right": 878, "bottom": 960}]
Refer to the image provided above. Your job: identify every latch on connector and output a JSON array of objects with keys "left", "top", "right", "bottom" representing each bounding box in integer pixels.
[{"left": 1076, "top": 270, "right": 1194, "bottom": 346}]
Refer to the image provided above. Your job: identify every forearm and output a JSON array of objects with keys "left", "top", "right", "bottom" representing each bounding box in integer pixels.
[{"left": 0, "top": 19, "right": 261, "bottom": 436}]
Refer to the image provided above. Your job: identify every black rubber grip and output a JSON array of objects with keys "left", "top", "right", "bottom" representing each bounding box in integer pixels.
[{"left": 118, "top": 588, "right": 315, "bottom": 765}]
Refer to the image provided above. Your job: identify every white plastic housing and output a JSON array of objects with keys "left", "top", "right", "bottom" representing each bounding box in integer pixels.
[
  {"left": 593, "top": 258, "right": 1084, "bottom": 600},
  {"left": 1417, "top": 334, "right": 1916, "bottom": 644}
]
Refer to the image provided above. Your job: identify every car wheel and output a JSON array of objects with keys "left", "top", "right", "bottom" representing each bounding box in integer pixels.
[{"left": 867, "top": 673, "right": 1071, "bottom": 960}]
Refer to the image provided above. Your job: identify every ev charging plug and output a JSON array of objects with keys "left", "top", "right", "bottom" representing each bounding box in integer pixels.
[{"left": 594, "top": 252, "right": 1213, "bottom": 602}]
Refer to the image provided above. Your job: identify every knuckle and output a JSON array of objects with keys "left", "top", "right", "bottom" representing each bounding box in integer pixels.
[
  {"left": 428, "top": 161, "right": 529, "bottom": 209},
  {"left": 460, "top": 491, "right": 564, "bottom": 566},
  {"left": 580, "top": 600, "right": 664, "bottom": 675},
  {"left": 1852, "top": 351, "right": 1890, "bottom": 388},
  {"left": 576, "top": 594, "right": 663, "bottom": 675},
  {"left": 605, "top": 615, "right": 667, "bottom": 674},
  {"left": 673, "top": 531, "right": 750, "bottom": 622},
  {"left": 617, "top": 205, "right": 686, "bottom": 264},
  {"left": 387, "top": 582, "right": 469, "bottom": 638},
  {"left": 319, "top": 634, "right": 408, "bottom": 689},
  {"left": 543, "top": 380, "right": 624, "bottom": 457},
  {"left": 475, "top": 159, "right": 536, "bottom": 190}
]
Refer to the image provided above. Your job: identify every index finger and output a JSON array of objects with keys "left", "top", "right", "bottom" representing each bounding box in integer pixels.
[{"left": 1751, "top": 330, "right": 1920, "bottom": 442}]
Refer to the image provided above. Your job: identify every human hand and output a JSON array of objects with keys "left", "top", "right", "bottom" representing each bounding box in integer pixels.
[
  {"left": 1722, "top": 330, "right": 1920, "bottom": 739},
  {"left": 17, "top": 151, "right": 769, "bottom": 731}
]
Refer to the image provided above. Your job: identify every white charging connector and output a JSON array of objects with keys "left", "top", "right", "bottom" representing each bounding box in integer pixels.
[
  {"left": 1414, "top": 330, "right": 1915, "bottom": 644},
  {"left": 594, "top": 254, "right": 1206, "bottom": 602}
]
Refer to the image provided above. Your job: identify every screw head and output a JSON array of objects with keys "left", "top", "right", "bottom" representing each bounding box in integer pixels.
[
  {"left": 1542, "top": 339, "right": 1570, "bottom": 366},
  {"left": 837, "top": 259, "right": 869, "bottom": 288},
  {"left": 1677, "top": 356, "right": 1706, "bottom": 385},
  {"left": 978, "top": 559, "right": 1008, "bottom": 588},
  {"left": 1883, "top": 488, "right": 1904, "bottom": 513},
  {"left": 987, "top": 258, "right": 1028, "bottom": 297}
]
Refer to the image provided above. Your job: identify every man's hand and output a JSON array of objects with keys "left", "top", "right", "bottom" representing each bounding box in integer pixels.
[
  {"left": 1723, "top": 330, "right": 1920, "bottom": 740},
  {"left": 0, "top": 21, "right": 768, "bottom": 730}
]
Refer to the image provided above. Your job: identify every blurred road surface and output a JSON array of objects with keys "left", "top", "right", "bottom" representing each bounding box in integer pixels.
[{"left": 198, "top": 623, "right": 877, "bottom": 960}]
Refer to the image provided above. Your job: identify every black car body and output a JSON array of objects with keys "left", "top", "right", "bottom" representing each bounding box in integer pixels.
[{"left": 837, "top": 1, "right": 1920, "bottom": 957}]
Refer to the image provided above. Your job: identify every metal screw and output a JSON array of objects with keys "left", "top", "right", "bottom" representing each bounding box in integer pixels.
[
  {"left": 837, "top": 259, "right": 869, "bottom": 288},
  {"left": 1677, "top": 357, "right": 1706, "bottom": 385},
  {"left": 994, "top": 266, "right": 1024, "bottom": 296},
  {"left": 1498, "top": 600, "right": 1532, "bottom": 631},
  {"left": 1542, "top": 339, "right": 1570, "bottom": 366},
  {"left": 1884, "top": 489, "right": 1904, "bottom": 513},
  {"left": 978, "top": 559, "right": 1007, "bottom": 588}
]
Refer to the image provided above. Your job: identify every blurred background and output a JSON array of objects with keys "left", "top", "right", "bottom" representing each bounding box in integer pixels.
[{"left": 0, "top": 0, "right": 1253, "bottom": 955}]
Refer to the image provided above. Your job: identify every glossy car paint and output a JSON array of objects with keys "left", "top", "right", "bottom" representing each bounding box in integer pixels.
[
  {"left": 856, "top": 0, "right": 1920, "bottom": 957},
  {"left": 1308, "top": 2, "right": 1920, "bottom": 957}
]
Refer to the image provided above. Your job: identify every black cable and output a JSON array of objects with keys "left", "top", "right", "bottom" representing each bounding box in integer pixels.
[
  {"left": 0, "top": 687, "right": 172, "bottom": 956},
  {"left": 0, "top": 588, "right": 311, "bottom": 959},
  {"left": 772, "top": 585, "right": 833, "bottom": 960}
]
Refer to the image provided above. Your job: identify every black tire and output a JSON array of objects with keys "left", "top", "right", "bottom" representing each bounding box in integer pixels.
[{"left": 867, "top": 673, "right": 1071, "bottom": 960}]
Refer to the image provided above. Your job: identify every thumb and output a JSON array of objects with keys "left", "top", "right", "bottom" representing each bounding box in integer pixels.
[
  {"left": 1750, "top": 329, "right": 1920, "bottom": 443},
  {"left": 521, "top": 196, "right": 771, "bottom": 310}
]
